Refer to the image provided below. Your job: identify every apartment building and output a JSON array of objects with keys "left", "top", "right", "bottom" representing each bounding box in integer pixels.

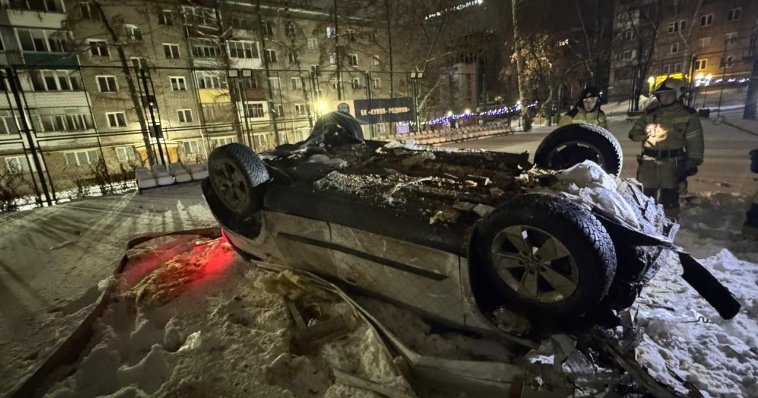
[
  {"left": 0, "top": 0, "right": 389, "bottom": 199},
  {"left": 609, "top": 0, "right": 757, "bottom": 102}
]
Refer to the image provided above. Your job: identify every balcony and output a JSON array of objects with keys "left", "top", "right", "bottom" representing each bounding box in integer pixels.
[
  {"left": 198, "top": 88, "right": 231, "bottom": 104},
  {"left": 6, "top": 8, "right": 66, "bottom": 29},
  {"left": 23, "top": 53, "right": 79, "bottom": 67},
  {"left": 23, "top": 91, "right": 90, "bottom": 109},
  {"left": 242, "top": 88, "right": 266, "bottom": 101}
]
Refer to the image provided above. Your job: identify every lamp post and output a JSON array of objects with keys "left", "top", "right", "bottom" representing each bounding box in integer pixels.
[{"left": 410, "top": 71, "right": 423, "bottom": 132}]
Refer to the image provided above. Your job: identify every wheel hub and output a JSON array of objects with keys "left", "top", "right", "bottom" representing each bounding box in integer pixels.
[{"left": 491, "top": 225, "right": 579, "bottom": 303}]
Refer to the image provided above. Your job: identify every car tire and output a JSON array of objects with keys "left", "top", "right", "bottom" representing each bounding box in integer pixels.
[
  {"left": 534, "top": 123, "right": 623, "bottom": 175},
  {"left": 208, "top": 143, "right": 269, "bottom": 216},
  {"left": 475, "top": 193, "right": 617, "bottom": 324}
]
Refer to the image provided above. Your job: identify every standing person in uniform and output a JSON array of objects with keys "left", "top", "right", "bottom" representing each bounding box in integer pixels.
[
  {"left": 629, "top": 78, "right": 704, "bottom": 219},
  {"left": 559, "top": 86, "right": 608, "bottom": 129}
]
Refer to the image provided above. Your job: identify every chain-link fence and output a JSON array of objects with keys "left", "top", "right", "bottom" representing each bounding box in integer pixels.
[{"left": 1, "top": 64, "right": 517, "bottom": 212}]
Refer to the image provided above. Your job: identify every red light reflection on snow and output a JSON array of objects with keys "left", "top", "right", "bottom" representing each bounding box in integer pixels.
[{"left": 120, "top": 232, "right": 239, "bottom": 294}]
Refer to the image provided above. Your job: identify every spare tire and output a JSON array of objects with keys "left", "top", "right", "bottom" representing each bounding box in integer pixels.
[
  {"left": 474, "top": 193, "right": 617, "bottom": 324},
  {"left": 208, "top": 143, "right": 269, "bottom": 216},
  {"left": 534, "top": 123, "right": 623, "bottom": 175}
]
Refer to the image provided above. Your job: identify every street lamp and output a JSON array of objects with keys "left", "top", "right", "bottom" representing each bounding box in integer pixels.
[
  {"left": 647, "top": 75, "right": 655, "bottom": 96},
  {"left": 410, "top": 71, "right": 424, "bottom": 132}
]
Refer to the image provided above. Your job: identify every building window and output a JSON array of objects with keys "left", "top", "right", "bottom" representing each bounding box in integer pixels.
[
  {"left": 285, "top": 22, "right": 296, "bottom": 36},
  {"left": 722, "top": 55, "right": 734, "bottom": 68},
  {"left": 0, "top": 116, "right": 22, "bottom": 135},
  {"left": 351, "top": 77, "right": 361, "bottom": 89},
  {"left": 673, "top": 63, "right": 682, "bottom": 73},
  {"left": 115, "top": 146, "right": 136, "bottom": 163},
  {"left": 196, "top": 72, "right": 226, "bottom": 89},
  {"left": 265, "top": 49, "right": 277, "bottom": 63},
  {"left": 348, "top": 53, "right": 358, "bottom": 66},
  {"left": 16, "top": 28, "right": 68, "bottom": 52},
  {"left": 725, "top": 32, "right": 738, "bottom": 45},
  {"left": 269, "top": 77, "right": 281, "bottom": 90},
  {"left": 124, "top": 24, "right": 142, "bottom": 41},
  {"left": 326, "top": 26, "right": 336, "bottom": 38},
  {"left": 158, "top": 10, "right": 173, "bottom": 25},
  {"left": 241, "top": 76, "right": 258, "bottom": 89},
  {"left": 130, "top": 57, "right": 146, "bottom": 71},
  {"left": 662, "top": 64, "right": 671, "bottom": 74},
  {"left": 228, "top": 40, "right": 259, "bottom": 59},
  {"left": 96, "top": 75, "right": 118, "bottom": 92},
  {"left": 290, "top": 77, "right": 303, "bottom": 90},
  {"left": 262, "top": 21, "right": 274, "bottom": 35},
  {"left": 668, "top": 20, "right": 687, "bottom": 33},
  {"left": 31, "top": 70, "right": 81, "bottom": 91},
  {"left": 106, "top": 112, "right": 127, "bottom": 127},
  {"left": 169, "top": 76, "right": 187, "bottom": 91},
  {"left": 5, "top": 156, "right": 32, "bottom": 172},
  {"left": 700, "top": 14, "right": 713, "bottom": 27},
  {"left": 295, "top": 104, "right": 308, "bottom": 116},
  {"left": 346, "top": 29, "right": 356, "bottom": 41},
  {"left": 670, "top": 42, "right": 679, "bottom": 54},
  {"left": 372, "top": 55, "right": 380, "bottom": 66},
  {"left": 374, "top": 123, "right": 386, "bottom": 135},
  {"left": 288, "top": 51, "right": 299, "bottom": 64},
  {"left": 183, "top": 140, "right": 199, "bottom": 154},
  {"left": 192, "top": 38, "right": 219, "bottom": 58},
  {"left": 177, "top": 109, "right": 193, "bottom": 123},
  {"left": 163, "top": 43, "right": 180, "bottom": 59},
  {"left": 210, "top": 137, "right": 234, "bottom": 149},
  {"left": 727, "top": 8, "right": 741, "bottom": 21},
  {"left": 307, "top": 37, "right": 318, "bottom": 50},
  {"left": 275, "top": 104, "right": 284, "bottom": 117},
  {"left": 80, "top": 2, "right": 98, "bottom": 19},
  {"left": 246, "top": 103, "right": 265, "bottom": 118},
  {"left": 40, "top": 114, "right": 91, "bottom": 132},
  {"left": 329, "top": 53, "right": 337, "bottom": 64},
  {"left": 0, "top": 35, "right": 4, "bottom": 51},
  {"left": 65, "top": 150, "right": 99, "bottom": 167},
  {"left": 372, "top": 78, "right": 381, "bottom": 89},
  {"left": 88, "top": 39, "right": 109, "bottom": 56},
  {"left": 694, "top": 59, "right": 707, "bottom": 71},
  {"left": 182, "top": 5, "right": 215, "bottom": 26},
  {"left": 699, "top": 36, "right": 711, "bottom": 48}
]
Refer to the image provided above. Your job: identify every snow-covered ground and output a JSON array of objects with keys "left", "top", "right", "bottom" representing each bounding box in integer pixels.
[{"left": 1, "top": 171, "right": 757, "bottom": 397}]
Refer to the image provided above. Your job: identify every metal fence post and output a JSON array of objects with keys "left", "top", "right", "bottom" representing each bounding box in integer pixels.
[{"left": 4, "top": 66, "right": 53, "bottom": 206}]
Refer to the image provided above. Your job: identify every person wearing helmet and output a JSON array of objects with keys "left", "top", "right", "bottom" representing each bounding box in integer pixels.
[
  {"left": 559, "top": 86, "right": 608, "bottom": 129},
  {"left": 628, "top": 78, "right": 704, "bottom": 219}
]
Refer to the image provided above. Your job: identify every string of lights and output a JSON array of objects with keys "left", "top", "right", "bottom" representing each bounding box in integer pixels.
[{"left": 408, "top": 101, "right": 540, "bottom": 127}]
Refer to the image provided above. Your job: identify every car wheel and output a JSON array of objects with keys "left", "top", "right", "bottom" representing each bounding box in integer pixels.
[
  {"left": 476, "top": 193, "right": 617, "bottom": 323},
  {"left": 208, "top": 143, "right": 269, "bottom": 216},
  {"left": 534, "top": 123, "right": 623, "bottom": 175}
]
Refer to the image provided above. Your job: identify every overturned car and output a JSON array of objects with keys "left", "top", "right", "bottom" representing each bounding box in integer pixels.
[{"left": 203, "top": 112, "right": 740, "bottom": 336}]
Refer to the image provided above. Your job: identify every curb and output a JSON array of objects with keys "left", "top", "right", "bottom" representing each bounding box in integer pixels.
[{"left": 7, "top": 227, "right": 221, "bottom": 398}]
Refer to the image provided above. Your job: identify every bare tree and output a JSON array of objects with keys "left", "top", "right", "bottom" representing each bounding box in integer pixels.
[
  {"left": 620, "top": 0, "right": 665, "bottom": 112},
  {"left": 512, "top": 0, "right": 531, "bottom": 130}
]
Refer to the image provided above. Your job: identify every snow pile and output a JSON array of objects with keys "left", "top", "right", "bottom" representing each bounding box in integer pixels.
[
  {"left": 44, "top": 236, "right": 411, "bottom": 397},
  {"left": 635, "top": 194, "right": 758, "bottom": 397},
  {"left": 552, "top": 160, "right": 641, "bottom": 229}
]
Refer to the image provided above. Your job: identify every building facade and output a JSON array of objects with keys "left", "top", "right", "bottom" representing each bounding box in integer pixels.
[
  {"left": 608, "top": 0, "right": 757, "bottom": 102},
  {"left": 0, "top": 0, "right": 389, "bottom": 201}
]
